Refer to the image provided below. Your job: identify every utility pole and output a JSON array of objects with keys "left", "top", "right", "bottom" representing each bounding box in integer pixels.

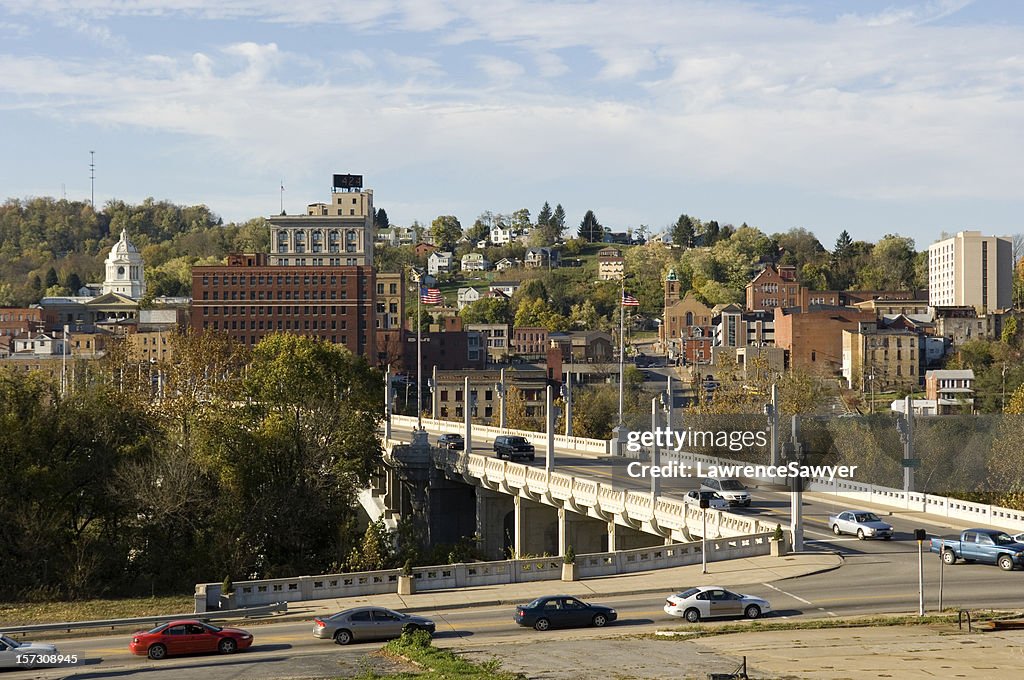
[
  {"left": 651, "top": 396, "right": 661, "bottom": 496},
  {"left": 463, "top": 376, "right": 472, "bottom": 454},
  {"left": 700, "top": 498, "right": 709, "bottom": 574},
  {"left": 545, "top": 384, "right": 555, "bottom": 472},
  {"left": 89, "top": 151, "right": 95, "bottom": 207},
  {"left": 496, "top": 367, "right": 507, "bottom": 429},
  {"left": 915, "top": 528, "right": 926, "bottom": 616},
  {"left": 564, "top": 367, "right": 574, "bottom": 437},
  {"left": 788, "top": 416, "right": 804, "bottom": 552},
  {"left": 384, "top": 365, "right": 392, "bottom": 440},
  {"left": 766, "top": 383, "right": 780, "bottom": 466},
  {"left": 665, "top": 374, "right": 673, "bottom": 432},
  {"left": 899, "top": 395, "right": 916, "bottom": 493}
]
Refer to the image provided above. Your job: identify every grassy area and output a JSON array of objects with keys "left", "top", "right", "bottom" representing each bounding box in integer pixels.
[
  {"left": 0, "top": 595, "right": 195, "bottom": 626},
  {"left": 355, "top": 629, "right": 525, "bottom": 679},
  {"left": 652, "top": 610, "right": 1017, "bottom": 640}
]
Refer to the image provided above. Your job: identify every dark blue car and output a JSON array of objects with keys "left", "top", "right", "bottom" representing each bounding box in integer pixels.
[{"left": 514, "top": 596, "right": 617, "bottom": 631}]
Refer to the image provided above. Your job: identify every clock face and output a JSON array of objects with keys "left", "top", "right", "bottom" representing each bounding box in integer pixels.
[{"left": 117, "top": 266, "right": 125, "bottom": 277}]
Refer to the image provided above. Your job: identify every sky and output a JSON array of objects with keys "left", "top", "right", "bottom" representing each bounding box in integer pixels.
[{"left": 1, "top": 0, "right": 1023, "bottom": 248}]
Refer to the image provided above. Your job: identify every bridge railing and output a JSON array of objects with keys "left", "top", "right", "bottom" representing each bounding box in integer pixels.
[
  {"left": 197, "top": 533, "right": 773, "bottom": 608},
  {"left": 390, "top": 414, "right": 612, "bottom": 454}
]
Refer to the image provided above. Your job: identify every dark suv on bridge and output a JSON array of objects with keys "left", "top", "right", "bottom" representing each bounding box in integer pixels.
[{"left": 494, "top": 436, "right": 536, "bottom": 462}]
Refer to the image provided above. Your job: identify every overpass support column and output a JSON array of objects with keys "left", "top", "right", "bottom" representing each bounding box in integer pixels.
[
  {"left": 557, "top": 508, "right": 567, "bottom": 557},
  {"left": 607, "top": 521, "right": 617, "bottom": 552},
  {"left": 513, "top": 495, "right": 523, "bottom": 559},
  {"left": 475, "top": 488, "right": 513, "bottom": 561}
]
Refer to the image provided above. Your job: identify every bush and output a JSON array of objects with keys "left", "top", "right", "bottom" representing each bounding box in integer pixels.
[
  {"left": 222, "top": 576, "right": 234, "bottom": 595},
  {"left": 772, "top": 524, "right": 784, "bottom": 542},
  {"left": 563, "top": 545, "right": 576, "bottom": 564},
  {"left": 402, "top": 559, "right": 413, "bottom": 576}
]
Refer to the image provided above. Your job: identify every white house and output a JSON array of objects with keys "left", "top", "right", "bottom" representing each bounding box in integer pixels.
[
  {"left": 490, "top": 225, "right": 513, "bottom": 246},
  {"left": 13, "top": 332, "right": 65, "bottom": 355},
  {"left": 495, "top": 257, "right": 518, "bottom": 271},
  {"left": 428, "top": 251, "right": 454, "bottom": 276},
  {"left": 457, "top": 287, "right": 481, "bottom": 310},
  {"left": 461, "top": 253, "right": 490, "bottom": 272},
  {"left": 489, "top": 281, "right": 520, "bottom": 298}
]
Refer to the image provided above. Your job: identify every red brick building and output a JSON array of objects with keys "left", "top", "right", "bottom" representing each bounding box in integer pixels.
[
  {"left": 745, "top": 264, "right": 840, "bottom": 312},
  {"left": 190, "top": 253, "right": 376, "bottom": 359},
  {"left": 0, "top": 307, "right": 43, "bottom": 338},
  {"left": 773, "top": 305, "right": 875, "bottom": 374}
]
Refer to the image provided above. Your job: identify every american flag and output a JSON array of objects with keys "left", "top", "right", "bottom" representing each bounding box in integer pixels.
[
  {"left": 420, "top": 287, "right": 443, "bottom": 305},
  {"left": 621, "top": 291, "right": 640, "bottom": 307}
]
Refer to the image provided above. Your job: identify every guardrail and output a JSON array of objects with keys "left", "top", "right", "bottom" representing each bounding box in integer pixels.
[
  {"left": 1, "top": 601, "right": 288, "bottom": 635},
  {"left": 391, "top": 414, "right": 613, "bottom": 455}
]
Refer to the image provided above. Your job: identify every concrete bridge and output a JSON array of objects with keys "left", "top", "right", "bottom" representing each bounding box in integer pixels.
[{"left": 370, "top": 421, "right": 777, "bottom": 561}]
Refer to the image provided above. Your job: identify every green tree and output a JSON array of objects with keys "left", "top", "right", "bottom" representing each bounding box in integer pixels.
[
  {"left": 578, "top": 210, "right": 603, "bottom": 242},
  {"left": 569, "top": 300, "right": 600, "bottom": 329},
  {"left": 671, "top": 214, "right": 696, "bottom": 248},
  {"left": 504, "top": 386, "right": 537, "bottom": 430},
  {"left": 347, "top": 519, "right": 392, "bottom": 572},
  {"left": 460, "top": 297, "right": 512, "bottom": 324},
  {"left": 44, "top": 266, "right": 59, "bottom": 288},
  {"left": 374, "top": 208, "right": 390, "bottom": 230},
  {"left": 537, "top": 202, "right": 552, "bottom": 229},
  {"left": 551, "top": 204, "right": 566, "bottom": 240},
  {"left": 430, "top": 215, "right": 463, "bottom": 250}
]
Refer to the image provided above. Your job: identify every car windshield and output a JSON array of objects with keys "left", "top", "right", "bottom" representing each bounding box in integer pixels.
[
  {"left": 204, "top": 623, "right": 222, "bottom": 632},
  {"left": 676, "top": 588, "right": 701, "bottom": 599},
  {"left": 854, "top": 513, "right": 881, "bottom": 522},
  {"left": 146, "top": 624, "right": 168, "bottom": 634},
  {"left": 0, "top": 634, "right": 21, "bottom": 647},
  {"left": 719, "top": 480, "right": 745, "bottom": 491},
  {"left": 509, "top": 437, "right": 527, "bottom": 444},
  {"left": 525, "top": 598, "right": 545, "bottom": 609},
  {"left": 993, "top": 532, "right": 1016, "bottom": 545}
]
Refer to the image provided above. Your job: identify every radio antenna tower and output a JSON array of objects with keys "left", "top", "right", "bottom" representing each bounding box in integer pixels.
[{"left": 89, "top": 151, "right": 96, "bottom": 207}]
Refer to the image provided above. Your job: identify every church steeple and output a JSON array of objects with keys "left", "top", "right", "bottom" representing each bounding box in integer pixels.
[{"left": 665, "top": 267, "right": 680, "bottom": 305}]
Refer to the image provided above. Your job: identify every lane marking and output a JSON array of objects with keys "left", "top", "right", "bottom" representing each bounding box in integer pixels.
[{"left": 761, "top": 582, "right": 813, "bottom": 606}]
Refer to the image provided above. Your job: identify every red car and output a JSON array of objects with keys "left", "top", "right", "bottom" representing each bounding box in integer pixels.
[{"left": 129, "top": 620, "right": 253, "bottom": 660}]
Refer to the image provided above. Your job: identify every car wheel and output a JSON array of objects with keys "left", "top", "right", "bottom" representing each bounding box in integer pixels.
[
  {"left": 856, "top": 528, "right": 865, "bottom": 540},
  {"left": 744, "top": 500, "right": 751, "bottom": 507},
  {"left": 334, "top": 629, "right": 353, "bottom": 645},
  {"left": 998, "top": 554, "right": 1015, "bottom": 571},
  {"left": 684, "top": 608, "right": 701, "bottom": 623},
  {"left": 883, "top": 535, "right": 892, "bottom": 541},
  {"left": 592, "top": 614, "right": 608, "bottom": 627},
  {"left": 218, "top": 638, "right": 238, "bottom": 654},
  {"left": 534, "top": 618, "right": 551, "bottom": 631},
  {"left": 942, "top": 549, "right": 957, "bottom": 565},
  {"left": 832, "top": 524, "right": 842, "bottom": 536},
  {"left": 744, "top": 605, "right": 761, "bottom": 620},
  {"left": 147, "top": 644, "right": 167, "bottom": 660}
]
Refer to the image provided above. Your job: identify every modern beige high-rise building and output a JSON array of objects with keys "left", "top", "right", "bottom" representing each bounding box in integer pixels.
[{"left": 928, "top": 231, "right": 1013, "bottom": 313}]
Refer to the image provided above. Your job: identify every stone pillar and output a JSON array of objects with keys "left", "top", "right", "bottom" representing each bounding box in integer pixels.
[
  {"left": 475, "top": 488, "right": 513, "bottom": 560},
  {"left": 607, "top": 521, "right": 617, "bottom": 552}
]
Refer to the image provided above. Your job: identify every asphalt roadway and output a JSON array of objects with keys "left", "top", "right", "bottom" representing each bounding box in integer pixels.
[{"left": 10, "top": 418, "right": 1024, "bottom": 679}]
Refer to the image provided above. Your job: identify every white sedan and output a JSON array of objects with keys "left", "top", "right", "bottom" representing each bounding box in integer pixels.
[
  {"left": 0, "top": 633, "right": 60, "bottom": 669},
  {"left": 664, "top": 586, "right": 771, "bottom": 622},
  {"left": 684, "top": 490, "right": 729, "bottom": 511}
]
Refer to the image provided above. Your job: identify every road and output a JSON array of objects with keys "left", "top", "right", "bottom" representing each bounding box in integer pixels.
[{"left": 20, "top": 551, "right": 1024, "bottom": 680}]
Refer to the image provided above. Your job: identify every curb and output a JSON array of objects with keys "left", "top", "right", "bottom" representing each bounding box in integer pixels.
[{"left": 774, "top": 552, "right": 845, "bottom": 582}]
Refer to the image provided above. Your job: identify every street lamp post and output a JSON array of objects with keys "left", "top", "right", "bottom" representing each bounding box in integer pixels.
[
  {"left": 495, "top": 367, "right": 506, "bottom": 429},
  {"left": 700, "top": 498, "right": 709, "bottom": 574}
]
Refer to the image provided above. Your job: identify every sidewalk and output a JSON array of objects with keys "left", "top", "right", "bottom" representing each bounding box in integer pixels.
[{"left": 280, "top": 552, "right": 842, "bottom": 618}]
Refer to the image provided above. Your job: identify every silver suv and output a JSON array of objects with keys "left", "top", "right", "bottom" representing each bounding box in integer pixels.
[{"left": 699, "top": 478, "right": 751, "bottom": 506}]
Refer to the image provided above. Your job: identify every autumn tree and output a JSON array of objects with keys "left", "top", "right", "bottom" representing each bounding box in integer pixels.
[{"left": 430, "top": 215, "right": 463, "bottom": 250}]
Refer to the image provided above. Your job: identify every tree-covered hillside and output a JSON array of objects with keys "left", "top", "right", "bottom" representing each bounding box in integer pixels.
[{"left": 0, "top": 197, "right": 269, "bottom": 305}]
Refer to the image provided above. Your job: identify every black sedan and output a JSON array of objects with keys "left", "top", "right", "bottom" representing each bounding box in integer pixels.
[
  {"left": 514, "top": 595, "right": 617, "bottom": 631},
  {"left": 437, "top": 433, "right": 465, "bottom": 450}
]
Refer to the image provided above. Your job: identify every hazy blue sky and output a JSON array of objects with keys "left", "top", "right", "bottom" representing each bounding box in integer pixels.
[{"left": 1, "top": 0, "right": 1022, "bottom": 247}]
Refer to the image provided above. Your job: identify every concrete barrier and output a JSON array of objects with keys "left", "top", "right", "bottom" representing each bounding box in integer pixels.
[{"left": 199, "top": 533, "right": 773, "bottom": 608}]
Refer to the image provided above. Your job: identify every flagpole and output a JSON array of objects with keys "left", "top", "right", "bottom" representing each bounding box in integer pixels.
[
  {"left": 417, "top": 274, "right": 423, "bottom": 430},
  {"left": 618, "top": 277, "right": 625, "bottom": 427}
]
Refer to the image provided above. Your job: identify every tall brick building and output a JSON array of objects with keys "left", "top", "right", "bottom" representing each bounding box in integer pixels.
[
  {"left": 191, "top": 253, "right": 376, "bottom": 357},
  {"left": 191, "top": 176, "right": 382, "bottom": 359}
]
